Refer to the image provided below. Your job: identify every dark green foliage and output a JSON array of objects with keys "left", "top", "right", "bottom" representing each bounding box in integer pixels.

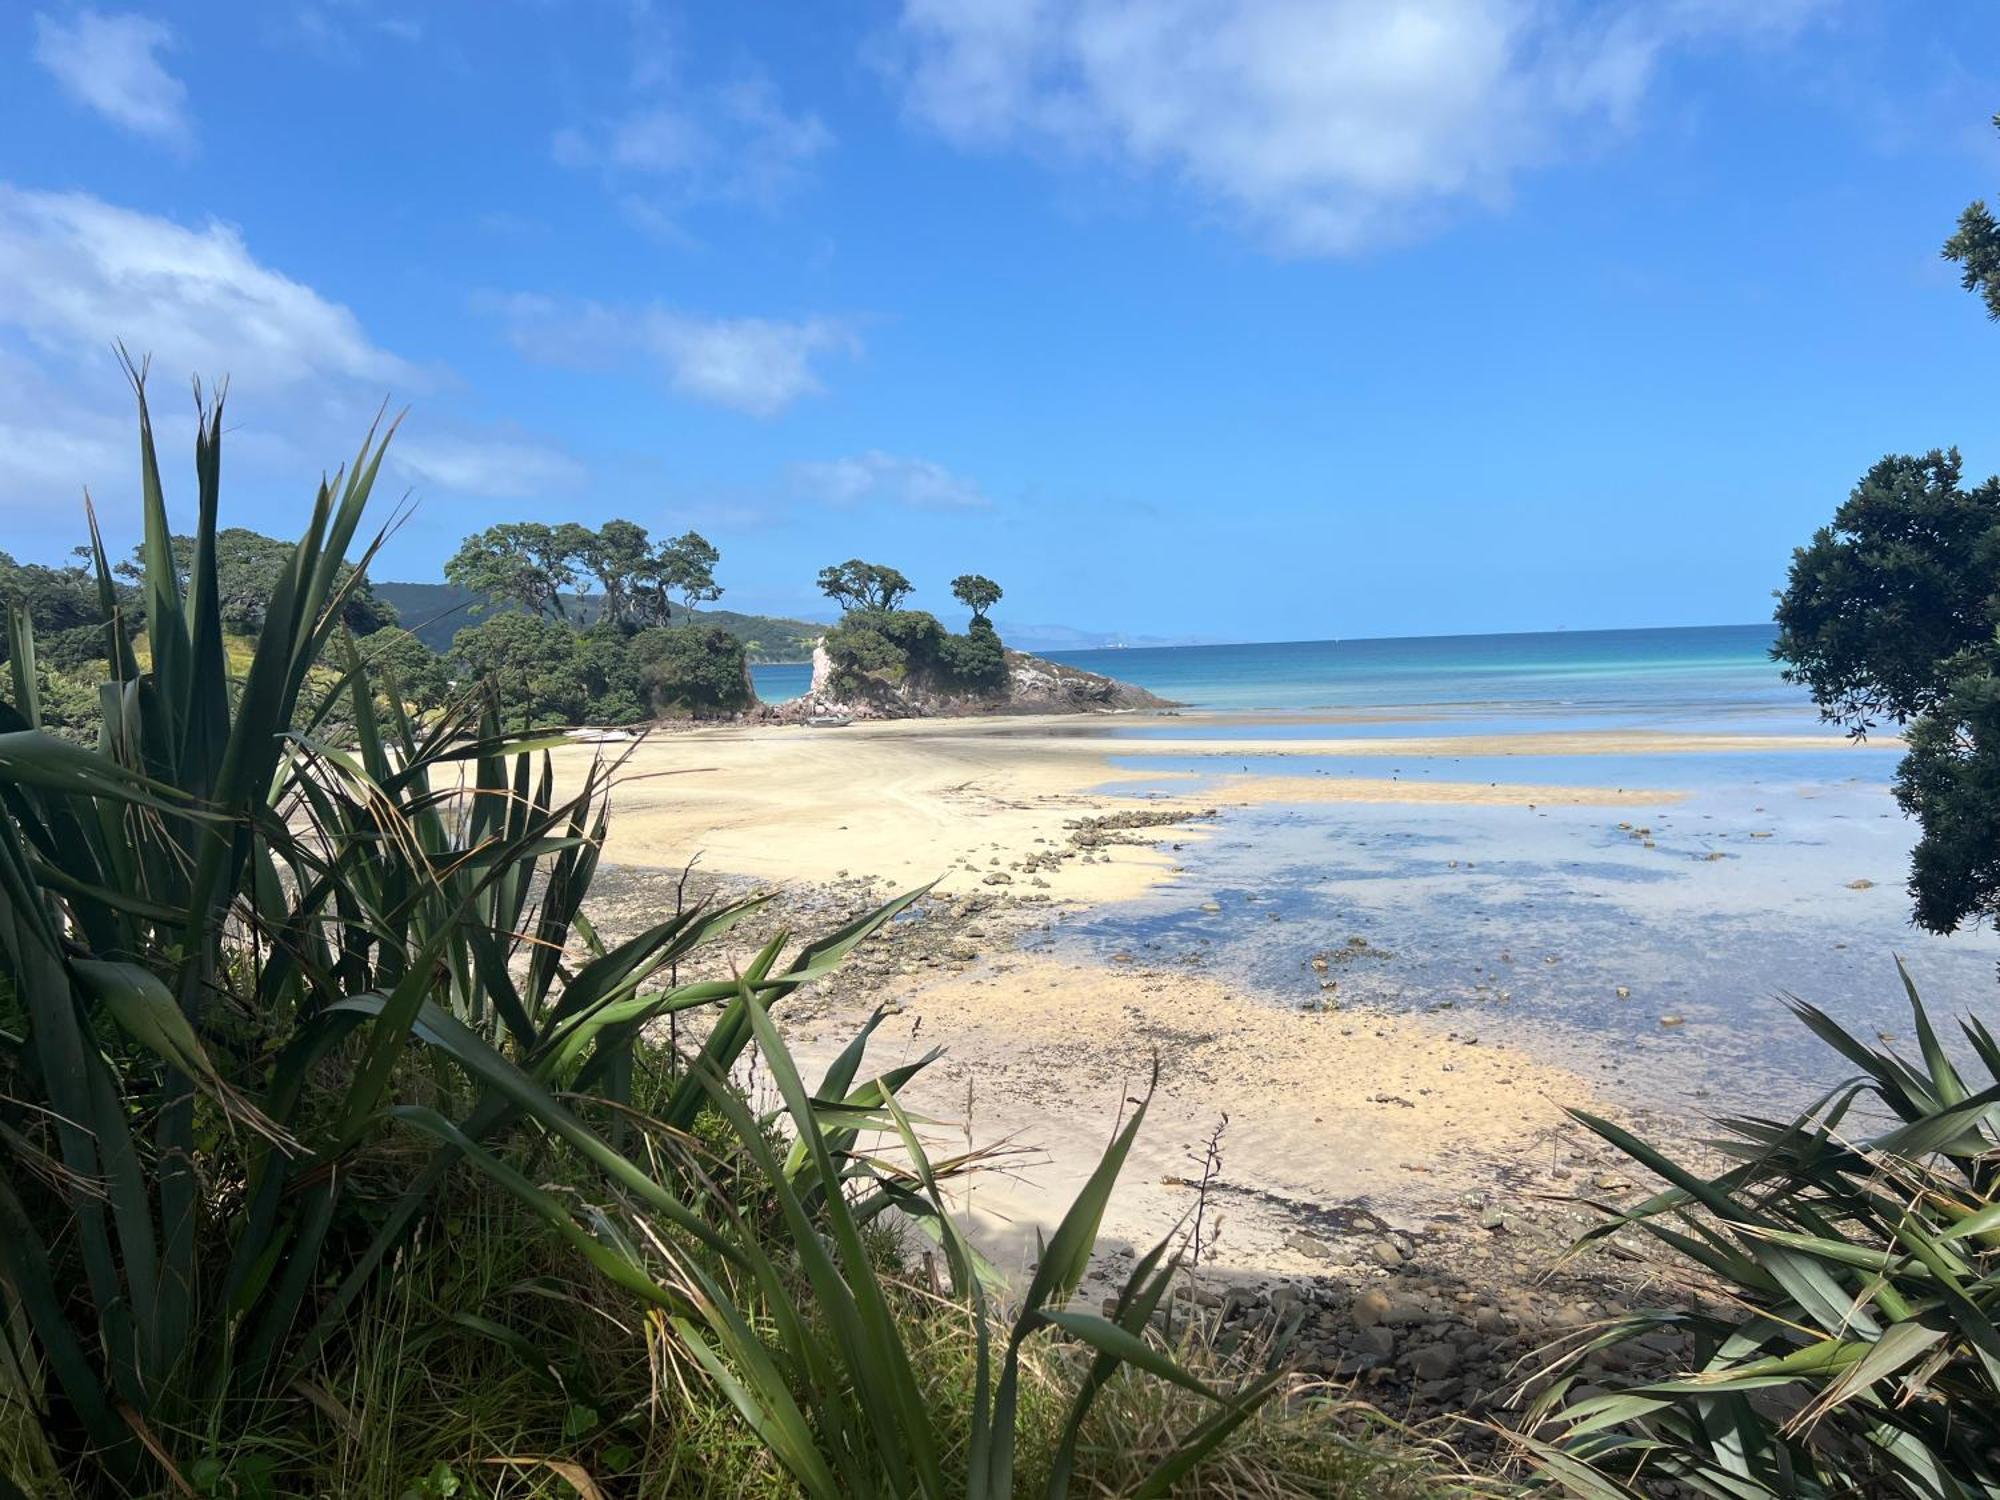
[
  {"left": 939, "top": 615, "right": 1007, "bottom": 691},
  {"left": 447, "top": 611, "right": 593, "bottom": 727},
  {"left": 825, "top": 606, "right": 1010, "bottom": 699},
  {"left": 1895, "top": 642, "right": 2000, "bottom": 932},
  {"left": 950, "top": 572, "right": 1003, "bottom": 621},
  {"left": 444, "top": 520, "right": 586, "bottom": 620},
  {"left": 658, "top": 529, "right": 723, "bottom": 613},
  {"left": 436, "top": 522, "right": 746, "bottom": 722},
  {"left": 1527, "top": 965, "right": 2000, "bottom": 1499},
  {"left": 352, "top": 624, "right": 452, "bottom": 715},
  {"left": 374, "top": 581, "right": 821, "bottom": 661},
  {"left": 0, "top": 551, "right": 110, "bottom": 670},
  {"left": 1944, "top": 115, "right": 2000, "bottom": 320},
  {"left": 1773, "top": 450, "right": 2000, "bottom": 732},
  {"left": 124, "top": 527, "right": 396, "bottom": 637},
  {"left": 817, "top": 559, "right": 914, "bottom": 613},
  {"left": 629, "top": 624, "right": 753, "bottom": 715}
]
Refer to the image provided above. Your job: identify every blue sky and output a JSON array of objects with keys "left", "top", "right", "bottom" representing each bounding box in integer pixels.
[{"left": 3, "top": 2, "right": 1998, "bottom": 643}]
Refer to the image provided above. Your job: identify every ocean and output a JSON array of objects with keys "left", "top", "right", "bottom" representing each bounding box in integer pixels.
[
  {"left": 1047, "top": 622, "right": 1800, "bottom": 720},
  {"left": 756, "top": 622, "right": 1803, "bottom": 723}
]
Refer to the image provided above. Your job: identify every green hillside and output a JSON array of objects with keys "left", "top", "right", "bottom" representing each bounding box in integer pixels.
[{"left": 374, "top": 581, "right": 824, "bottom": 662}]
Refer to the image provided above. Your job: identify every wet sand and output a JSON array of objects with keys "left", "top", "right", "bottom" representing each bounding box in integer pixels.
[{"left": 558, "top": 712, "right": 1861, "bottom": 901}]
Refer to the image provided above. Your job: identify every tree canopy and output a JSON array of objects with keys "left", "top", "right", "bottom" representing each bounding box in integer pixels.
[
  {"left": 446, "top": 519, "right": 724, "bottom": 631},
  {"left": 950, "top": 573, "right": 1003, "bottom": 621},
  {"left": 817, "top": 559, "right": 914, "bottom": 614},
  {"left": 1944, "top": 114, "right": 2000, "bottom": 320}
]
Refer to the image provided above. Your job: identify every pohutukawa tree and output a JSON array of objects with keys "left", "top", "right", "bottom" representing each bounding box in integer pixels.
[
  {"left": 950, "top": 573, "right": 1002, "bottom": 622},
  {"left": 1774, "top": 117, "right": 2000, "bottom": 935},
  {"left": 444, "top": 521, "right": 585, "bottom": 620},
  {"left": 816, "top": 558, "right": 914, "bottom": 613}
]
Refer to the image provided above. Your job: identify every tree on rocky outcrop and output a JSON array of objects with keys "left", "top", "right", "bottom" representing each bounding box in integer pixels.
[
  {"left": 950, "top": 573, "right": 1002, "bottom": 622},
  {"left": 817, "top": 559, "right": 913, "bottom": 614},
  {"left": 1774, "top": 135, "right": 2000, "bottom": 935}
]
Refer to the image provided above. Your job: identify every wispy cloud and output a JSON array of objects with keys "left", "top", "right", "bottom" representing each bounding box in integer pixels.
[
  {"left": 493, "top": 294, "right": 860, "bottom": 417},
  {"left": 552, "top": 7, "right": 830, "bottom": 226},
  {"left": 791, "top": 451, "right": 990, "bottom": 511},
  {"left": 34, "top": 9, "right": 192, "bottom": 149},
  {"left": 0, "top": 186, "right": 414, "bottom": 392},
  {"left": 391, "top": 433, "right": 586, "bottom": 500},
  {"left": 883, "top": 0, "right": 1825, "bottom": 254}
]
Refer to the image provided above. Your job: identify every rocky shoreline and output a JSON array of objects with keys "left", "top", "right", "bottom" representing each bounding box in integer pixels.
[{"left": 763, "top": 640, "right": 1180, "bottom": 721}]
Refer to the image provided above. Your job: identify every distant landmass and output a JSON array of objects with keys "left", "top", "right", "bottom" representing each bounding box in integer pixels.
[{"left": 373, "top": 581, "right": 824, "bottom": 663}]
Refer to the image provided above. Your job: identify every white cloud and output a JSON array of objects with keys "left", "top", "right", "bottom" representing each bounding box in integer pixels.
[
  {"left": 552, "top": 5, "right": 831, "bottom": 217},
  {"left": 885, "top": 0, "right": 1821, "bottom": 253},
  {"left": 494, "top": 294, "right": 859, "bottom": 417},
  {"left": 791, "top": 451, "right": 990, "bottom": 510},
  {"left": 0, "top": 186, "right": 414, "bottom": 392},
  {"left": 0, "top": 183, "right": 426, "bottom": 535},
  {"left": 392, "top": 433, "right": 587, "bottom": 499},
  {"left": 33, "top": 9, "right": 192, "bottom": 148}
]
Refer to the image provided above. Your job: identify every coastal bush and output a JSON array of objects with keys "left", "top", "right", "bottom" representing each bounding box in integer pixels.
[
  {"left": 629, "top": 622, "right": 754, "bottom": 714},
  {"left": 940, "top": 615, "right": 1008, "bottom": 691},
  {"left": 1522, "top": 963, "right": 2000, "bottom": 1498},
  {"left": 447, "top": 608, "right": 594, "bottom": 725},
  {"left": 825, "top": 606, "right": 1009, "bottom": 698}
]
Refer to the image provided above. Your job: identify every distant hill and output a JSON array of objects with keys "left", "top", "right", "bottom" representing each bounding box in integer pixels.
[{"left": 373, "top": 581, "right": 823, "bottom": 662}]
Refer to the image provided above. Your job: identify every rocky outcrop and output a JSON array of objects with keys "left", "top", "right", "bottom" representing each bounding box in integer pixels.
[{"left": 775, "top": 639, "right": 1176, "bottom": 720}]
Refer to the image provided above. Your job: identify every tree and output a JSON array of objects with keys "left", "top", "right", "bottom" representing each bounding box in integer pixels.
[
  {"left": 1773, "top": 451, "right": 2000, "bottom": 733},
  {"left": 817, "top": 559, "right": 914, "bottom": 614},
  {"left": 1772, "top": 141, "right": 2000, "bottom": 935},
  {"left": 656, "top": 530, "right": 722, "bottom": 614},
  {"left": 628, "top": 624, "right": 753, "bottom": 714},
  {"left": 447, "top": 612, "right": 589, "bottom": 727},
  {"left": 352, "top": 626, "right": 451, "bottom": 715},
  {"left": 118, "top": 529, "right": 395, "bottom": 638},
  {"left": 950, "top": 573, "right": 1002, "bottom": 622},
  {"left": 444, "top": 522, "right": 581, "bottom": 621},
  {"left": 579, "top": 519, "right": 654, "bottom": 629},
  {"left": 1945, "top": 113, "right": 2000, "bottom": 319},
  {"left": 0, "top": 549, "right": 110, "bottom": 668}
]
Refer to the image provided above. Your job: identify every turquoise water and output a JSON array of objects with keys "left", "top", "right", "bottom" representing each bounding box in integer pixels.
[
  {"left": 751, "top": 661, "right": 813, "bottom": 702},
  {"left": 1050, "top": 623, "right": 1798, "bottom": 718},
  {"left": 756, "top": 623, "right": 1802, "bottom": 716}
]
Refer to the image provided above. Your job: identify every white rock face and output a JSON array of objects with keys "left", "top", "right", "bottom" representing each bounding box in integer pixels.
[{"left": 809, "top": 638, "right": 834, "bottom": 700}]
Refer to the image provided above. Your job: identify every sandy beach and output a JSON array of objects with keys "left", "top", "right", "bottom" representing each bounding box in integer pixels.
[{"left": 560, "top": 712, "right": 1864, "bottom": 902}]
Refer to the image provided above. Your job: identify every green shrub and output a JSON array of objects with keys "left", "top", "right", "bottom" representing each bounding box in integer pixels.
[
  {"left": 447, "top": 609, "right": 591, "bottom": 726},
  {"left": 824, "top": 608, "right": 1007, "bottom": 698},
  {"left": 939, "top": 615, "right": 1007, "bottom": 692},
  {"left": 1523, "top": 961, "right": 2000, "bottom": 1499},
  {"left": 629, "top": 623, "right": 753, "bottom": 715}
]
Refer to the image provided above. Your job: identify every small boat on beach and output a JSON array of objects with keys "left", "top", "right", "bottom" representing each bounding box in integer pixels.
[{"left": 804, "top": 713, "right": 853, "bottom": 728}]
